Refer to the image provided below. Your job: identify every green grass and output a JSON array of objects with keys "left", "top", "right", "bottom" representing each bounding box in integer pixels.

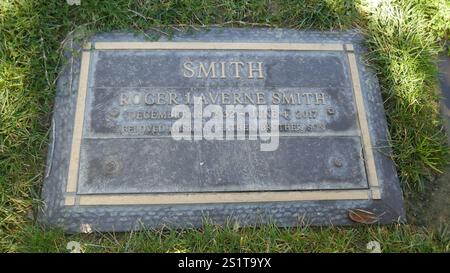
[
  {"left": 361, "top": 1, "right": 450, "bottom": 193},
  {"left": 1, "top": 0, "right": 449, "bottom": 252},
  {"left": 13, "top": 222, "right": 450, "bottom": 253}
]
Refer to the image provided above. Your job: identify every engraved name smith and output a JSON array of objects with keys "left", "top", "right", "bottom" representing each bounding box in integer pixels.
[
  {"left": 183, "top": 61, "right": 265, "bottom": 79},
  {"left": 119, "top": 91, "right": 327, "bottom": 106},
  {"left": 118, "top": 60, "right": 325, "bottom": 106},
  {"left": 116, "top": 59, "right": 329, "bottom": 137}
]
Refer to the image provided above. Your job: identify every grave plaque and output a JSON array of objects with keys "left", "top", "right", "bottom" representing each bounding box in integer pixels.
[{"left": 40, "top": 29, "right": 405, "bottom": 232}]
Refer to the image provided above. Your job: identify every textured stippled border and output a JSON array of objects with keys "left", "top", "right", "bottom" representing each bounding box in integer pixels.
[
  {"left": 64, "top": 41, "right": 380, "bottom": 206},
  {"left": 40, "top": 29, "right": 405, "bottom": 232}
]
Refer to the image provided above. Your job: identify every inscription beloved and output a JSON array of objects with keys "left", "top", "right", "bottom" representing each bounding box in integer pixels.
[{"left": 111, "top": 89, "right": 331, "bottom": 136}]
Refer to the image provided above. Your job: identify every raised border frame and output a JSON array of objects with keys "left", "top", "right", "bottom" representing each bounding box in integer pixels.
[
  {"left": 40, "top": 29, "right": 405, "bottom": 232},
  {"left": 64, "top": 42, "right": 380, "bottom": 206}
]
